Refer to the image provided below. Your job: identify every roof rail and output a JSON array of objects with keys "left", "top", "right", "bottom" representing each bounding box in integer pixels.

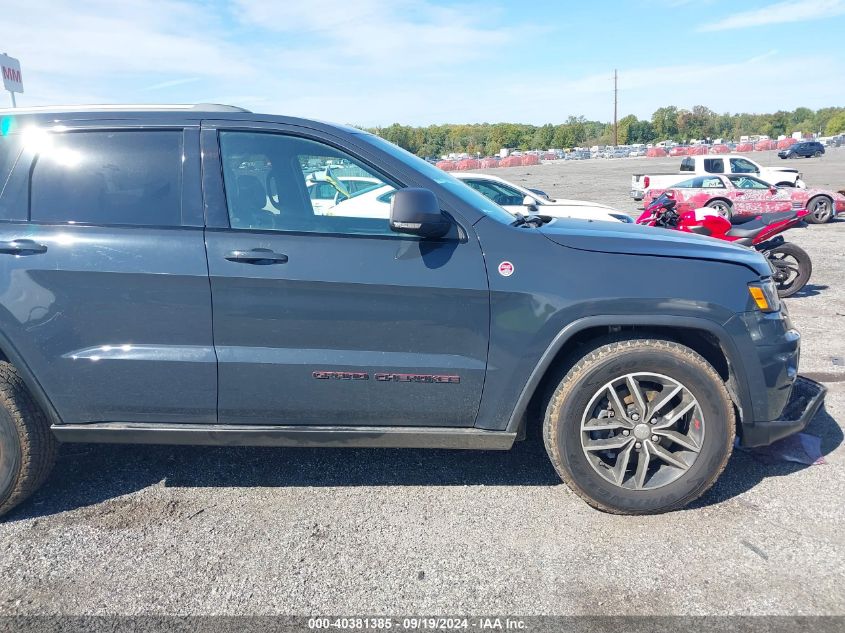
[
  {"left": 0, "top": 103, "right": 252, "bottom": 114},
  {"left": 191, "top": 103, "right": 251, "bottom": 113}
]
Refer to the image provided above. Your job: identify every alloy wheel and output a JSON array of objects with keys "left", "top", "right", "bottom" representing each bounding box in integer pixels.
[
  {"left": 811, "top": 199, "right": 832, "bottom": 223},
  {"left": 580, "top": 372, "right": 705, "bottom": 490},
  {"left": 709, "top": 202, "right": 730, "bottom": 218}
]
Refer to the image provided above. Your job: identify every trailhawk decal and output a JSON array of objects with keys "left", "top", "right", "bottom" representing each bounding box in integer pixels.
[{"left": 313, "top": 371, "right": 459, "bottom": 384}]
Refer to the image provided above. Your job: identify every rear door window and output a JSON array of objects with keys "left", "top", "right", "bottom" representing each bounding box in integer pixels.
[
  {"left": 30, "top": 131, "right": 183, "bottom": 226},
  {"left": 703, "top": 158, "right": 724, "bottom": 173},
  {"left": 463, "top": 179, "right": 524, "bottom": 206},
  {"left": 672, "top": 178, "right": 699, "bottom": 188}
]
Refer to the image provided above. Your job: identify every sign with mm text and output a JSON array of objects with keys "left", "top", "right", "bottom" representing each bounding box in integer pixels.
[{"left": 0, "top": 54, "right": 23, "bottom": 93}]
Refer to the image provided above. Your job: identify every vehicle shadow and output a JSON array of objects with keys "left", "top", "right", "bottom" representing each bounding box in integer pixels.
[
  {"left": 6, "top": 405, "right": 841, "bottom": 522},
  {"left": 692, "top": 401, "right": 843, "bottom": 509},
  {"left": 6, "top": 426, "right": 563, "bottom": 522},
  {"left": 790, "top": 283, "right": 829, "bottom": 298}
]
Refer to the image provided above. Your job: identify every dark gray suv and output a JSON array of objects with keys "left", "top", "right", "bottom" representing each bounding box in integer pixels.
[
  {"left": 0, "top": 105, "right": 825, "bottom": 516},
  {"left": 778, "top": 141, "right": 825, "bottom": 159}
]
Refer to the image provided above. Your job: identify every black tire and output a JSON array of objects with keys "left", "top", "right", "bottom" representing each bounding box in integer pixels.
[
  {"left": 813, "top": 151, "right": 822, "bottom": 158},
  {"left": 767, "top": 242, "right": 812, "bottom": 298},
  {"left": 705, "top": 199, "right": 732, "bottom": 220},
  {"left": 775, "top": 181, "right": 794, "bottom": 187},
  {"left": 806, "top": 196, "right": 833, "bottom": 224},
  {"left": 543, "top": 339, "right": 735, "bottom": 515},
  {"left": 0, "top": 362, "right": 57, "bottom": 519}
]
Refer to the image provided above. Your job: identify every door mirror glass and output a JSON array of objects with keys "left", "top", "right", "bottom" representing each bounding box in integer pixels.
[{"left": 389, "top": 188, "right": 450, "bottom": 238}]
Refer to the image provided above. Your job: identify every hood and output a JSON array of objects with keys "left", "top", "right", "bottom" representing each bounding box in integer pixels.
[
  {"left": 548, "top": 198, "right": 615, "bottom": 210},
  {"left": 539, "top": 219, "right": 771, "bottom": 276}
]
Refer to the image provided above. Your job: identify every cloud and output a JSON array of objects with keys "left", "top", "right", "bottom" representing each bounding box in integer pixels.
[
  {"left": 231, "top": 0, "right": 529, "bottom": 72},
  {"left": 144, "top": 77, "right": 201, "bottom": 91},
  {"left": 3, "top": 1, "right": 844, "bottom": 125},
  {"left": 699, "top": 0, "right": 845, "bottom": 31}
]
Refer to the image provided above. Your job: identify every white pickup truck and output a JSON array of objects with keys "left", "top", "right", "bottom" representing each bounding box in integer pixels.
[{"left": 631, "top": 155, "right": 805, "bottom": 200}]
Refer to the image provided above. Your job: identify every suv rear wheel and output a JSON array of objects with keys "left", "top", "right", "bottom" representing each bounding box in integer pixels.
[
  {"left": 0, "top": 362, "right": 57, "bottom": 519},
  {"left": 544, "top": 339, "right": 734, "bottom": 514}
]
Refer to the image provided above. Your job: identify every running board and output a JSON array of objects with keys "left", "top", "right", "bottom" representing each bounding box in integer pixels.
[{"left": 51, "top": 423, "right": 517, "bottom": 451}]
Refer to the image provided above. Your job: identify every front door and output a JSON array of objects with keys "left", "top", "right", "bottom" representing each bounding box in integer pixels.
[{"left": 202, "top": 125, "right": 490, "bottom": 427}]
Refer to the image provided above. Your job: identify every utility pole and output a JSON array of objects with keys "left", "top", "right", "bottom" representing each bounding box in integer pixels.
[{"left": 613, "top": 69, "right": 618, "bottom": 147}]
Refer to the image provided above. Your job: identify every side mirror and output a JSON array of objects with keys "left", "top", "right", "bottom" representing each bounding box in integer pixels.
[
  {"left": 390, "top": 188, "right": 450, "bottom": 238},
  {"left": 770, "top": 186, "right": 778, "bottom": 194},
  {"left": 522, "top": 195, "right": 538, "bottom": 207}
]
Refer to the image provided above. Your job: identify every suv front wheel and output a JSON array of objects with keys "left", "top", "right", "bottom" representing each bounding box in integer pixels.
[
  {"left": 0, "top": 362, "right": 57, "bottom": 519},
  {"left": 544, "top": 339, "right": 734, "bottom": 514}
]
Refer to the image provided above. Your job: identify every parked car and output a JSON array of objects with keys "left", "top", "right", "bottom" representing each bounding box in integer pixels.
[
  {"left": 0, "top": 104, "right": 824, "bottom": 517},
  {"left": 643, "top": 174, "right": 845, "bottom": 223},
  {"left": 306, "top": 174, "right": 382, "bottom": 214},
  {"left": 778, "top": 141, "right": 825, "bottom": 159},
  {"left": 631, "top": 155, "right": 805, "bottom": 200},
  {"left": 453, "top": 173, "right": 632, "bottom": 223}
]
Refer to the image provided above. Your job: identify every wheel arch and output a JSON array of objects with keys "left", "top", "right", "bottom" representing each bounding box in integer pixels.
[
  {"left": 506, "top": 316, "right": 750, "bottom": 436},
  {"left": 807, "top": 193, "right": 833, "bottom": 207},
  {"left": 705, "top": 197, "right": 733, "bottom": 208},
  {"left": 0, "top": 330, "right": 63, "bottom": 426}
]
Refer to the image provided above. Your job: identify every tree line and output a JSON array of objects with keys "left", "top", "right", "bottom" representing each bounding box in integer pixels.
[{"left": 364, "top": 106, "right": 845, "bottom": 157}]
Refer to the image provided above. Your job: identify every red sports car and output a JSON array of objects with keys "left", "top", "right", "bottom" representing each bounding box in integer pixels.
[{"left": 644, "top": 174, "right": 845, "bottom": 224}]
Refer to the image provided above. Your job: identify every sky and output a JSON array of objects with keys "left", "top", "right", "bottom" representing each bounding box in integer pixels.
[{"left": 2, "top": 0, "right": 844, "bottom": 126}]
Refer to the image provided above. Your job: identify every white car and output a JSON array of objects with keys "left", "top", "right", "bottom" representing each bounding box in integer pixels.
[
  {"left": 453, "top": 173, "right": 632, "bottom": 223},
  {"left": 306, "top": 175, "right": 383, "bottom": 214},
  {"left": 317, "top": 183, "right": 396, "bottom": 218}
]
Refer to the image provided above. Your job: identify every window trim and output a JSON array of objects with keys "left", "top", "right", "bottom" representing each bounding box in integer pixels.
[{"left": 23, "top": 126, "right": 197, "bottom": 229}]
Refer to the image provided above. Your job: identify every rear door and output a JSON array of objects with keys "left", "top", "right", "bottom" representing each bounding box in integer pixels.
[
  {"left": 201, "top": 122, "right": 489, "bottom": 427},
  {"left": 0, "top": 122, "right": 216, "bottom": 424}
]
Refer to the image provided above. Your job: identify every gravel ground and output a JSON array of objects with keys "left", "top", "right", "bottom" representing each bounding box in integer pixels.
[{"left": 1, "top": 151, "right": 844, "bottom": 618}]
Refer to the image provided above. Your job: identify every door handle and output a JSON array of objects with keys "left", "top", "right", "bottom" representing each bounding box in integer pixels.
[
  {"left": 225, "top": 248, "right": 289, "bottom": 264},
  {"left": 0, "top": 239, "right": 48, "bottom": 255}
]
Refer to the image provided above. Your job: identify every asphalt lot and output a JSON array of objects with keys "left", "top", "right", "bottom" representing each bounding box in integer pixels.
[{"left": 1, "top": 151, "right": 843, "bottom": 617}]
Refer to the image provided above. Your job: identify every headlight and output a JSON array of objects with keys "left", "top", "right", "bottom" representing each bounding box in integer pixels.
[
  {"left": 610, "top": 213, "right": 634, "bottom": 223},
  {"left": 748, "top": 278, "right": 780, "bottom": 312}
]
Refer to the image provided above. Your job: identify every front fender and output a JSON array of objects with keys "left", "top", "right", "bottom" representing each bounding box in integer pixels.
[
  {"left": 471, "top": 218, "right": 758, "bottom": 432},
  {"left": 491, "top": 314, "right": 752, "bottom": 434}
]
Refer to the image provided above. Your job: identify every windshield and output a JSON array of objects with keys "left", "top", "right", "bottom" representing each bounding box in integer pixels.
[
  {"left": 728, "top": 175, "right": 769, "bottom": 189},
  {"left": 359, "top": 133, "right": 516, "bottom": 224}
]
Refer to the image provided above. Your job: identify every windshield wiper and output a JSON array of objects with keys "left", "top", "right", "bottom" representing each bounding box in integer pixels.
[{"left": 511, "top": 212, "right": 549, "bottom": 228}]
